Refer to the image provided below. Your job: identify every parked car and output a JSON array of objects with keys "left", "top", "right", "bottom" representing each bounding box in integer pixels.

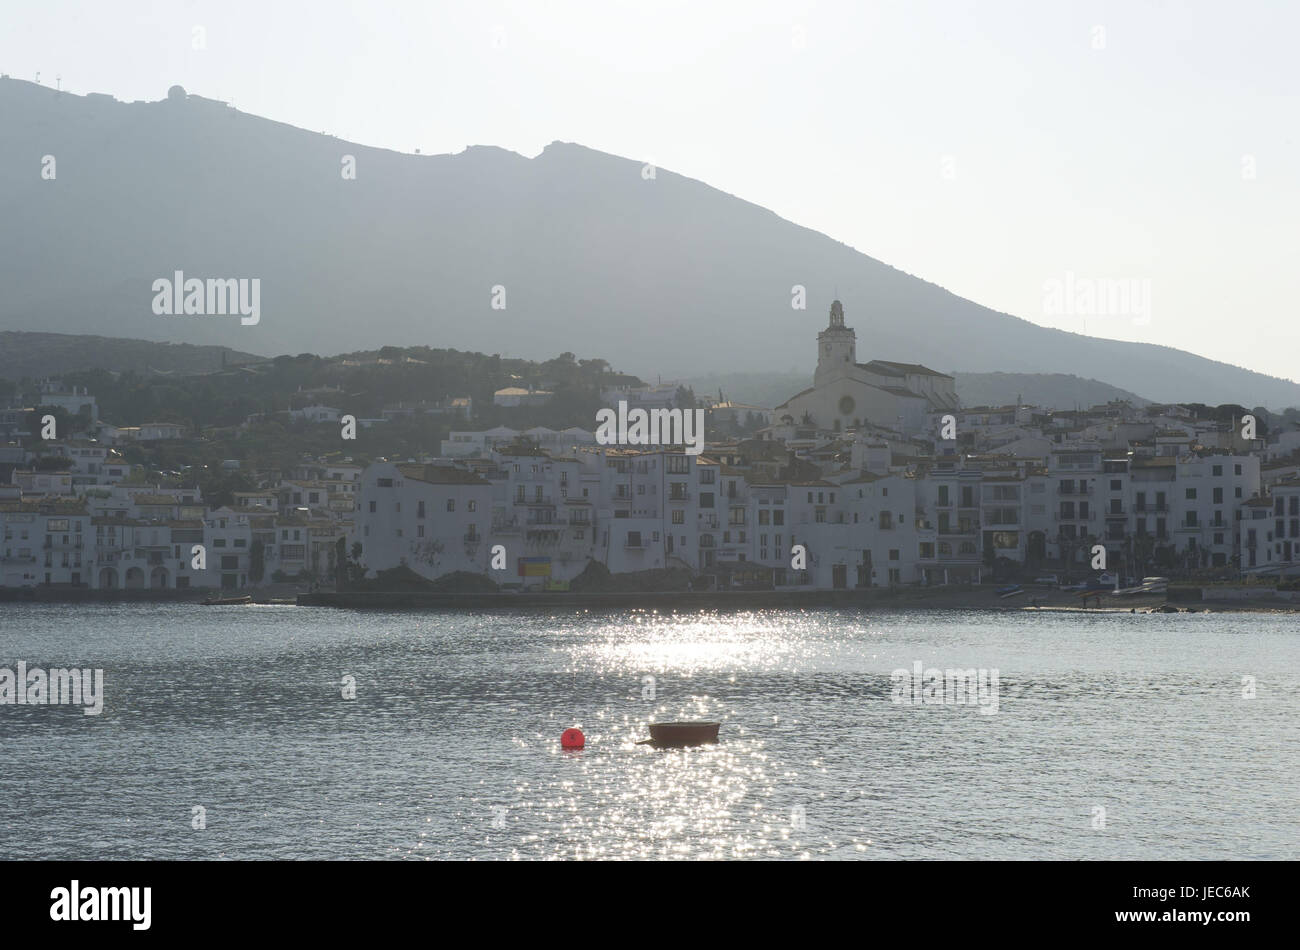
[{"left": 1032, "top": 574, "right": 1059, "bottom": 586}]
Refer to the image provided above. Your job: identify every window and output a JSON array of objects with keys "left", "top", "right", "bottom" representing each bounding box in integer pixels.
[
  {"left": 417, "top": 501, "right": 425, "bottom": 518},
  {"left": 447, "top": 499, "right": 456, "bottom": 512},
  {"left": 672, "top": 510, "right": 685, "bottom": 525},
  {"left": 468, "top": 500, "right": 476, "bottom": 512},
  {"left": 1212, "top": 465, "right": 1223, "bottom": 476},
  {"left": 369, "top": 501, "right": 376, "bottom": 513},
  {"left": 889, "top": 549, "right": 900, "bottom": 561},
  {"left": 699, "top": 492, "right": 714, "bottom": 509},
  {"left": 773, "top": 510, "right": 784, "bottom": 526},
  {"left": 1186, "top": 488, "right": 1197, "bottom": 500}
]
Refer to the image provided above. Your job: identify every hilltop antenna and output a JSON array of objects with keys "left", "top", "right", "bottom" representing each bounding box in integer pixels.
[
  {"left": 35, "top": 71, "right": 40, "bottom": 84},
  {"left": 55, "top": 75, "right": 61, "bottom": 91}
]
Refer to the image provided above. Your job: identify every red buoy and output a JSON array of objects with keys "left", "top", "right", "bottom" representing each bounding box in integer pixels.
[{"left": 561, "top": 727, "right": 585, "bottom": 749}]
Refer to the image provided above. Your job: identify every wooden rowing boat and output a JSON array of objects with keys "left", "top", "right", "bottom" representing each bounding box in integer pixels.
[
  {"left": 200, "top": 594, "right": 253, "bottom": 606},
  {"left": 636, "top": 721, "right": 721, "bottom": 747}
]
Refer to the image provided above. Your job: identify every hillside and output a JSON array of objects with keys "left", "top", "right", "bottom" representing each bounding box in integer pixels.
[
  {"left": 0, "top": 331, "right": 259, "bottom": 380},
  {"left": 953, "top": 373, "right": 1150, "bottom": 411},
  {"left": 2, "top": 77, "right": 1298, "bottom": 409},
  {"left": 688, "top": 369, "right": 1152, "bottom": 413}
]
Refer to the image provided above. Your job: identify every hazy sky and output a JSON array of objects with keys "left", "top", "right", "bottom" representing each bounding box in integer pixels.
[{"left": 5, "top": 0, "right": 1297, "bottom": 382}]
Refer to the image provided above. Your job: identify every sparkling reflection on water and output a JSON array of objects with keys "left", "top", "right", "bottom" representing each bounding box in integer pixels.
[{"left": 0, "top": 604, "right": 1296, "bottom": 859}]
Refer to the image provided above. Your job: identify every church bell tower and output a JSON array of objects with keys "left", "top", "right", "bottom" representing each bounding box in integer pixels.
[{"left": 815, "top": 299, "right": 856, "bottom": 387}]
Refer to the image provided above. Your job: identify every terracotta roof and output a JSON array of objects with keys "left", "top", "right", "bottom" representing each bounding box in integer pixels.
[{"left": 862, "top": 360, "right": 954, "bottom": 379}]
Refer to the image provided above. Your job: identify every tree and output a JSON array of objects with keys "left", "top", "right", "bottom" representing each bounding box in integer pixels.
[{"left": 346, "top": 542, "right": 366, "bottom": 587}]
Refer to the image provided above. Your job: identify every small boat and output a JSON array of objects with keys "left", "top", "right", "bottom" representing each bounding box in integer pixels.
[
  {"left": 996, "top": 585, "right": 1024, "bottom": 599},
  {"left": 201, "top": 594, "right": 252, "bottom": 606},
  {"left": 1112, "top": 585, "right": 1150, "bottom": 597},
  {"left": 636, "top": 721, "right": 721, "bottom": 747}
]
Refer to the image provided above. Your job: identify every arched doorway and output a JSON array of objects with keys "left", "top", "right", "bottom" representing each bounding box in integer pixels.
[
  {"left": 98, "top": 567, "right": 118, "bottom": 589},
  {"left": 150, "top": 567, "right": 169, "bottom": 589},
  {"left": 125, "top": 567, "right": 145, "bottom": 589}
]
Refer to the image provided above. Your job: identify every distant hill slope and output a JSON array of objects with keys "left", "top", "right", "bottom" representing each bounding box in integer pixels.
[
  {"left": 2, "top": 77, "right": 1298, "bottom": 409},
  {"left": 0, "top": 331, "right": 260, "bottom": 381},
  {"left": 687, "top": 370, "right": 1150, "bottom": 414},
  {"left": 953, "top": 372, "right": 1150, "bottom": 411}
]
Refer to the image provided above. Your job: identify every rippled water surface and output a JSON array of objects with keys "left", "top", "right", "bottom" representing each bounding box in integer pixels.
[{"left": 1, "top": 604, "right": 1296, "bottom": 859}]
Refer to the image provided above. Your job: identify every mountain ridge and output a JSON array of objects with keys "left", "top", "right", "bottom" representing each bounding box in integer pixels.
[{"left": 2, "top": 77, "right": 1296, "bottom": 409}]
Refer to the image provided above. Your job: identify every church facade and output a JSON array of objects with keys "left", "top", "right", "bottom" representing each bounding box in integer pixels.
[{"left": 775, "top": 300, "right": 958, "bottom": 436}]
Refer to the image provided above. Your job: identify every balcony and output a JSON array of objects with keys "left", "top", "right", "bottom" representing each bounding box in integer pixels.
[
  {"left": 1057, "top": 486, "right": 1094, "bottom": 495},
  {"left": 1056, "top": 511, "right": 1095, "bottom": 522}
]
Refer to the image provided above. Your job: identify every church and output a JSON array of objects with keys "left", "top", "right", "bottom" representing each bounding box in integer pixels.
[{"left": 775, "top": 300, "right": 958, "bottom": 436}]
